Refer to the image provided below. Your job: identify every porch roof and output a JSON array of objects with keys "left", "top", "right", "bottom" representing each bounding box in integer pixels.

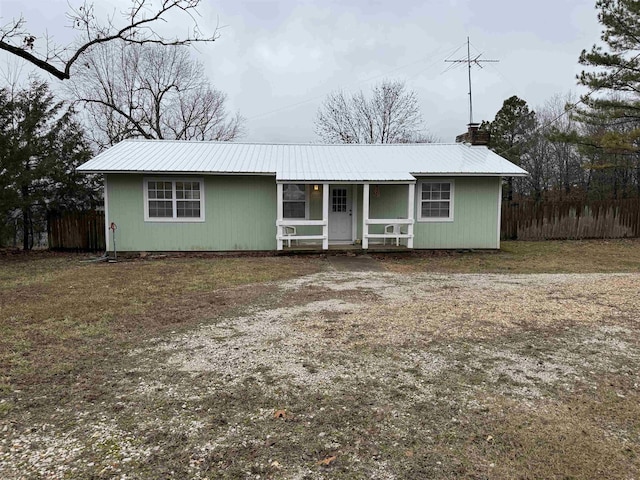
[{"left": 78, "top": 139, "right": 529, "bottom": 180}]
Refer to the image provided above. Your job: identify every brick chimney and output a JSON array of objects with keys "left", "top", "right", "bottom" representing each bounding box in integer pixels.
[{"left": 455, "top": 123, "right": 490, "bottom": 146}]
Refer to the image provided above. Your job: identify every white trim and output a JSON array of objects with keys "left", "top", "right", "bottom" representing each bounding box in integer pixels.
[
  {"left": 143, "top": 177, "right": 205, "bottom": 222},
  {"left": 410, "top": 172, "right": 528, "bottom": 177},
  {"left": 103, "top": 176, "right": 110, "bottom": 252},
  {"left": 362, "top": 183, "right": 370, "bottom": 249},
  {"left": 496, "top": 176, "right": 502, "bottom": 249},
  {"left": 277, "top": 220, "right": 326, "bottom": 226},
  {"left": 322, "top": 183, "right": 329, "bottom": 250},
  {"left": 83, "top": 170, "right": 528, "bottom": 179},
  {"left": 351, "top": 184, "right": 358, "bottom": 242},
  {"left": 407, "top": 183, "right": 415, "bottom": 249},
  {"left": 277, "top": 234, "right": 326, "bottom": 241},
  {"left": 416, "top": 179, "right": 455, "bottom": 223},
  {"left": 367, "top": 233, "right": 413, "bottom": 239},
  {"left": 366, "top": 218, "right": 414, "bottom": 225},
  {"left": 276, "top": 183, "right": 284, "bottom": 251},
  {"left": 276, "top": 180, "right": 416, "bottom": 185},
  {"left": 82, "top": 170, "right": 277, "bottom": 176}
]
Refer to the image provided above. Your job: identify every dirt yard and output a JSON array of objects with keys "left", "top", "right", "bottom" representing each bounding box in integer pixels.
[{"left": 1, "top": 245, "right": 639, "bottom": 478}]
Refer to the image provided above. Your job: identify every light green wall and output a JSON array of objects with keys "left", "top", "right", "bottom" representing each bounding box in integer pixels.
[
  {"left": 368, "top": 184, "right": 409, "bottom": 235},
  {"left": 309, "top": 186, "right": 323, "bottom": 219},
  {"left": 412, "top": 177, "right": 500, "bottom": 249},
  {"left": 105, "top": 175, "right": 500, "bottom": 251},
  {"left": 106, "top": 174, "right": 277, "bottom": 251}
]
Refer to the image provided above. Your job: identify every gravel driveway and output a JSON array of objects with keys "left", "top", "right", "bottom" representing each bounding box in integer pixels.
[{"left": 3, "top": 270, "right": 639, "bottom": 479}]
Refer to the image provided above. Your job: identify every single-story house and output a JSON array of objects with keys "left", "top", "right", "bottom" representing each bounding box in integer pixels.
[{"left": 77, "top": 134, "right": 527, "bottom": 253}]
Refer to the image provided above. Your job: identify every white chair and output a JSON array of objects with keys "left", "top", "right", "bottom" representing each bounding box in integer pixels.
[
  {"left": 384, "top": 223, "right": 403, "bottom": 246},
  {"left": 282, "top": 225, "right": 297, "bottom": 247}
]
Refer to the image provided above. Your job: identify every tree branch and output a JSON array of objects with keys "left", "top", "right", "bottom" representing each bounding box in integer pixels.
[
  {"left": 0, "top": 41, "right": 68, "bottom": 80},
  {"left": 0, "top": 0, "right": 219, "bottom": 80}
]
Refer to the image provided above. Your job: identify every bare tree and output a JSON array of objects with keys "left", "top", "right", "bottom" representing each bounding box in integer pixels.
[
  {"left": 540, "top": 93, "right": 585, "bottom": 196},
  {"left": 315, "top": 80, "right": 429, "bottom": 144},
  {"left": 66, "top": 42, "right": 243, "bottom": 148},
  {"left": 0, "top": 0, "right": 218, "bottom": 81}
]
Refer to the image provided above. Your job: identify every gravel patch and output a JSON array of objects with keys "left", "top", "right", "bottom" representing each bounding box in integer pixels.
[
  {"left": 142, "top": 271, "right": 640, "bottom": 401},
  {"left": 3, "top": 271, "right": 639, "bottom": 479}
]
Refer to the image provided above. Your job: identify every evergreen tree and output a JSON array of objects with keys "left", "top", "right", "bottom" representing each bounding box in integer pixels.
[
  {"left": 578, "top": 0, "right": 640, "bottom": 126},
  {"left": 482, "top": 95, "right": 537, "bottom": 200},
  {"left": 0, "top": 78, "right": 98, "bottom": 249},
  {"left": 575, "top": 0, "right": 640, "bottom": 197}
]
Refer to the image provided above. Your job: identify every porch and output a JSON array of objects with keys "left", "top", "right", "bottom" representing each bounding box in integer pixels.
[
  {"left": 280, "top": 243, "right": 411, "bottom": 253},
  {"left": 276, "top": 182, "right": 416, "bottom": 251}
]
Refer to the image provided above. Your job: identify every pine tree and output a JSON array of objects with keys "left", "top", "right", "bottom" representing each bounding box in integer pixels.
[
  {"left": 575, "top": 0, "right": 640, "bottom": 197},
  {"left": 0, "top": 78, "right": 98, "bottom": 248},
  {"left": 483, "top": 95, "right": 537, "bottom": 201},
  {"left": 578, "top": 0, "right": 640, "bottom": 117}
]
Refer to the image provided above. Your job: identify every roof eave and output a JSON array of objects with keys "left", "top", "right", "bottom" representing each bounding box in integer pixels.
[
  {"left": 78, "top": 169, "right": 277, "bottom": 176},
  {"left": 411, "top": 172, "right": 529, "bottom": 177},
  {"left": 79, "top": 170, "right": 529, "bottom": 178}
]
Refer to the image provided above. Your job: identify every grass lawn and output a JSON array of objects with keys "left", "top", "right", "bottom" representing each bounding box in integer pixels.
[
  {"left": 378, "top": 238, "right": 640, "bottom": 273},
  {"left": 1, "top": 241, "right": 639, "bottom": 479},
  {"left": 0, "top": 253, "right": 320, "bottom": 393}
]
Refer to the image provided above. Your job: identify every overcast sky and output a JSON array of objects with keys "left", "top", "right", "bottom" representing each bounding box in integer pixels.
[{"left": 1, "top": 0, "right": 603, "bottom": 143}]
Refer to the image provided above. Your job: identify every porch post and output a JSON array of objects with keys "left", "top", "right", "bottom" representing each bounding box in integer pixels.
[
  {"left": 407, "top": 182, "right": 415, "bottom": 249},
  {"left": 362, "top": 183, "right": 370, "bottom": 249},
  {"left": 276, "top": 182, "right": 283, "bottom": 251},
  {"left": 103, "top": 176, "right": 110, "bottom": 253},
  {"left": 322, "top": 183, "right": 329, "bottom": 250}
]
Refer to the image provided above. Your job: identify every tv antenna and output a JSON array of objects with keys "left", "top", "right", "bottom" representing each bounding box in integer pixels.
[{"left": 445, "top": 37, "right": 499, "bottom": 124}]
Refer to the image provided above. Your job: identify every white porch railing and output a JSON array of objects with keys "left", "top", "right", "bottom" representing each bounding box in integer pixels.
[
  {"left": 276, "top": 219, "right": 327, "bottom": 249},
  {"left": 277, "top": 182, "right": 330, "bottom": 251},
  {"left": 277, "top": 181, "right": 416, "bottom": 251},
  {"left": 362, "top": 182, "right": 415, "bottom": 249},
  {"left": 364, "top": 218, "right": 414, "bottom": 247}
]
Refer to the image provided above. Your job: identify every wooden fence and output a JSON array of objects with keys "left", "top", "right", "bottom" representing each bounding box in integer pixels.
[
  {"left": 48, "top": 211, "right": 105, "bottom": 251},
  {"left": 501, "top": 198, "right": 640, "bottom": 240},
  {"left": 44, "top": 201, "right": 640, "bottom": 249}
]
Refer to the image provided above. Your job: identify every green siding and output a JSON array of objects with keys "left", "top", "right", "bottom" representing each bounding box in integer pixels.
[
  {"left": 413, "top": 177, "right": 500, "bottom": 249},
  {"left": 368, "top": 184, "right": 409, "bottom": 235},
  {"left": 308, "top": 186, "right": 323, "bottom": 219},
  {"left": 105, "top": 175, "right": 500, "bottom": 251},
  {"left": 106, "top": 174, "right": 276, "bottom": 251}
]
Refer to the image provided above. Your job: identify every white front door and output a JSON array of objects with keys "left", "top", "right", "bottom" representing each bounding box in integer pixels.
[{"left": 328, "top": 185, "right": 353, "bottom": 242}]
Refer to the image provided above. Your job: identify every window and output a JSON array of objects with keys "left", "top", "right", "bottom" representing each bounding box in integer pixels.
[
  {"left": 332, "top": 188, "right": 347, "bottom": 212},
  {"left": 175, "top": 181, "right": 201, "bottom": 218},
  {"left": 283, "top": 184, "right": 307, "bottom": 219},
  {"left": 418, "top": 181, "right": 454, "bottom": 221},
  {"left": 148, "top": 181, "right": 173, "bottom": 218},
  {"left": 144, "top": 178, "right": 205, "bottom": 222}
]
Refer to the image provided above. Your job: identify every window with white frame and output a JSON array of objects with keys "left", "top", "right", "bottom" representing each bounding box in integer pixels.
[
  {"left": 144, "top": 178, "right": 205, "bottom": 221},
  {"left": 282, "top": 184, "right": 307, "bottom": 219},
  {"left": 418, "top": 181, "right": 454, "bottom": 221}
]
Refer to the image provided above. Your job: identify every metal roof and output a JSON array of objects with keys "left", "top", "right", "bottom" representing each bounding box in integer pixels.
[{"left": 77, "top": 139, "right": 528, "bottom": 181}]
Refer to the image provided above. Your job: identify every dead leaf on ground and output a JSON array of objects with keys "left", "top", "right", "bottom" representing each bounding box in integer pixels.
[{"left": 317, "top": 455, "right": 337, "bottom": 466}]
